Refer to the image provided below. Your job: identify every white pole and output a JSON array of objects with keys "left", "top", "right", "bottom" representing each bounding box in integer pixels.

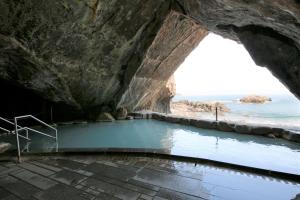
[{"left": 14, "top": 118, "right": 21, "bottom": 163}]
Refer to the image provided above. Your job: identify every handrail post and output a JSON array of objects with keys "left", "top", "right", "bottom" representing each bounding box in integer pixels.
[{"left": 14, "top": 117, "right": 21, "bottom": 163}]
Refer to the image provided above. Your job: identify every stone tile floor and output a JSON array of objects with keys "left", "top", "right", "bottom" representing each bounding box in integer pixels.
[{"left": 0, "top": 155, "right": 299, "bottom": 200}]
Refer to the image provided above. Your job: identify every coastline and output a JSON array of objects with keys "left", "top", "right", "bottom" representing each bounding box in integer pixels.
[{"left": 171, "top": 94, "right": 300, "bottom": 131}]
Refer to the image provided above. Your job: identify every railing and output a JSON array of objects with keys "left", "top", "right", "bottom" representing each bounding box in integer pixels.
[
  {"left": 0, "top": 116, "right": 30, "bottom": 140},
  {"left": 14, "top": 115, "right": 58, "bottom": 162},
  {"left": 0, "top": 115, "right": 58, "bottom": 162}
]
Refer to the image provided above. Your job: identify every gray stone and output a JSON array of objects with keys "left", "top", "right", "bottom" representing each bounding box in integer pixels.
[
  {"left": 271, "top": 128, "right": 285, "bottom": 137},
  {"left": 0, "top": 175, "right": 41, "bottom": 199},
  {"left": 165, "top": 116, "right": 181, "bottom": 123},
  {"left": 234, "top": 125, "right": 252, "bottom": 134},
  {"left": 80, "top": 178, "right": 140, "bottom": 200},
  {"left": 115, "top": 107, "right": 128, "bottom": 120},
  {"left": 50, "top": 170, "right": 87, "bottom": 186},
  {"left": 217, "top": 122, "right": 234, "bottom": 132},
  {"left": 251, "top": 126, "right": 273, "bottom": 135},
  {"left": 42, "top": 158, "right": 87, "bottom": 171},
  {"left": 19, "top": 162, "right": 56, "bottom": 176},
  {"left": 12, "top": 169, "right": 57, "bottom": 190},
  {"left": 190, "top": 119, "right": 216, "bottom": 130},
  {"left": 34, "top": 184, "right": 92, "bottom": 200},
  {"left": 0, "top": 143, "right": 12, "bottom": 153},
  {"left": 177, "top": 117, "right": 190, "bottom": 126},
  {"left": 133, "top": 168, "right": 212, "bottom": 199},
  {"left": 30, "top": 161, "right": 62, "bottom": 172},
  {"left": 93, "top": 175, "right": 157, "bottom": 196},
  {"left": 126, "top": 116, "right": 134, "bottom": 120},
  {"left": 83, "top": 163, "right": 137, "bottom": 181},
  {"left": 287, "top": 132, "right": 300, "bottom": 143}
]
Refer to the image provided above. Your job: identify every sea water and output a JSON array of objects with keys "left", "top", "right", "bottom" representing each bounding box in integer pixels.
[{"left": 173, "top": 94, "right": 300, "bottom": 129}]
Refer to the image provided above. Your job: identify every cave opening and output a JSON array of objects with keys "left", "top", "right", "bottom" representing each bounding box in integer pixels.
[{"left": 171, "top": 33, "right": 300, "bottom": 127}]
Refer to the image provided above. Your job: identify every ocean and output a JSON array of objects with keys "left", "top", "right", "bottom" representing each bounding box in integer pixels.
[{"left": 173, "top": 94, "right": 300, "bottom": 130}]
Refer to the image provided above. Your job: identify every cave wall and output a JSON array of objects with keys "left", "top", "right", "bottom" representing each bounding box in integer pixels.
[
  {"left": 0, "top": 0, "right": 300, "bottom": 121},
  {"left": 117, "top": 11, "right": 208, "bottom": 111}
]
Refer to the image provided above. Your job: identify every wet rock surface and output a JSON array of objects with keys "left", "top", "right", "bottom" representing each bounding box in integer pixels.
[
  {"left": 0, "top": 155, "right": 299, "bottom": 200},
  {"left": 0, "top": 0, "right": 300, "bottom": 120}
]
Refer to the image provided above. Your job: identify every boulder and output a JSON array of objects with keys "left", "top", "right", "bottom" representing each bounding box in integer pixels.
[
  {"left": 251, "top": 126, "right": 273, "bottom": 135},
  {"left": 190, "top": 119, "right": 216, "bottom": 129},
  {"left": 115, "top": 107, "right": 128, "bottom": 120},
  {"left": 234, "top": 125, "right": 252, "bottom": 134},
  {"left": 0, "top": 142, "right": 12, "bottom": 153},
  {"left": 217, "top": 122, "right": 234, "bottom": 132}
]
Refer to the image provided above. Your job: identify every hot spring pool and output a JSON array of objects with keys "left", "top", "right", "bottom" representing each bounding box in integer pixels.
[{"left": 5, "top": 119, "right": 300, "bottom": 175}]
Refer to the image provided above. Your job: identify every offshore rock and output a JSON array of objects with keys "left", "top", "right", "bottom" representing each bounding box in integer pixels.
[{"left": 240, "top": 95, "right": 272, "bottom": 104}]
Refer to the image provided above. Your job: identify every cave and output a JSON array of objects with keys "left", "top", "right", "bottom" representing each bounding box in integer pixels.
[{"left": 0, "top": 0, "right": 299, "bottom": 121}]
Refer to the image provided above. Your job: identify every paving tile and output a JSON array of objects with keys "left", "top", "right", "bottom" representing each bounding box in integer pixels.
[
  {"left": 84, "top": 163, "right": 137, "bottom": 181},
  {"left": 134, "top": 168, "right": 212, "bottom": 199},
  {"left": 50, "top": 170, "right": 87, "bottom": 185},
  {"left": 127, "top": 179, "right": 160, "bottom": 192},
  {"left": 80, "top": 177, "right": 140, "bottom": 200},
  {"left": 30, "top": 161, "right": 62, "bottom": 172},
  {"left": 81, "top": 187, "right": 120, "bottom": 200},
  {"left": 153, "top": 197, "right": 168, "bottom": 200},
  {"left": 91, "top": 175, "right": 157, "bottom": 196},
  {"left": 34, "top": 184, "right": 93, "bottom": 200},
  {"left": 41, "top": 158, "right": 94, "bottom": 176},
  {"left": 156, "top": 188, "right": 204, "bottom": 200},
  {"left": 0, "top": 176, "right": 41, "bottom": 199},
  {"left": 42, "top": 158, "right": 87, "bottom": 171},
  {"left": 12, "top": 169, "right": 57, "bottom": 190},
  {"left": 139, "top": 194, "right": 153, "bottom": 200},
  {"left": 19, "top": 162, "right": 55, "bottom": 176},
  {"left": 0, "top": 166, "right": 23, "bottom": 177}
]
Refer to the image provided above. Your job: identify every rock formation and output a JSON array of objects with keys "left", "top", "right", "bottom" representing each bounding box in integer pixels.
[
  {"left": 0, "top": 0, "right": 299, "bottom": 121},
  {"left": 171, "top": 100, "right": 229, "bottom": 117},
  {"left": 240, "top": 95, "right": 272, "bottom": 104}
]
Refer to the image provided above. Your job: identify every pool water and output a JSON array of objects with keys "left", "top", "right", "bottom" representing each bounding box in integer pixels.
[{"left": 3, "top": 119, "right": 300, "bottom": 175}]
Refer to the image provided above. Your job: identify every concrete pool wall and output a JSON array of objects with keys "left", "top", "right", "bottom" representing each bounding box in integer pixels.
[{"left": 130, "top": 112, "right": 300, "bottom": 143}]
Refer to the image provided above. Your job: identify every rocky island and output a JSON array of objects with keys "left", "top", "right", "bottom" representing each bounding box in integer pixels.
[{"left": 240, "top": 95, "right": 272, "bottom": 104}]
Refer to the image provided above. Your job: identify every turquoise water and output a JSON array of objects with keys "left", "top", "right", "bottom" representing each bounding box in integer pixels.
[
  {"left": 173, "top": 94, "right": 300, "bottom": 128},
  {"left": 8, "top": 119, "right": 300, "bottom": 175}
]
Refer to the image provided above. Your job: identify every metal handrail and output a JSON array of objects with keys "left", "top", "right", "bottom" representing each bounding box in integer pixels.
[
  {"left": 0, "top": 126, "right": 11, "bottom": 134},
  {"left": 14, "top": 115, "right": 58, "bottom": 162}
]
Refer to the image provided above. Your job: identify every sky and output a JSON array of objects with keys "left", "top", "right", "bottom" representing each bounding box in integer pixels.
[{"left": 174, "top": 33, "right": 292, "bottom": 96}]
